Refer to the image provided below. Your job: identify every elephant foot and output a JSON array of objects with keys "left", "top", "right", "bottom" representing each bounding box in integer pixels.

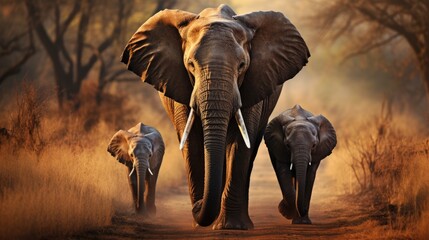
[
  {"left": 213, "top": 212, "right": 253, "bottom": 230},
  {"left": 243, "top": 214, "right": 254, "bottom": 230},
  {"left": 192, "top": 220, "right": 200, "bottom": 228},
  {"left": 135, "top": 209, "right": 148, "bottom": 217},
  {"left": 292, "top": 215, "right": 312, "bottom": 224},
  {"left": 278, "top": 200, "right": 296, "bottom": 220},
  {"left": 135, "top": 204, "right": 151, "bottom": 217},
  {"left": 146, "top": 205, "right": 156, "bottom": 217}
]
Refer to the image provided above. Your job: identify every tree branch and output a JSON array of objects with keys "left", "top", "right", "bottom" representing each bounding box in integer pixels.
[
  {"left": 25, "top": 0, "right": 58, "bottom": 62},
  {"left": 0, "top": 30, "right": 35, "bottom": 85},
  {"left": 341, "top": 33, "right": 400, "bottom": 64},
  {"left": 81, "top": 0, "right": 126, "bottom": 79},
  {"left": 0, "top": 31, "right": 27, "bottom": 49},
  {"left": 352, "top": 2, "right": 422, "bottom": 55},
  {"left": 54, "top": 1, "right": 61, "bottom": 39},
  {"left": 76, "top": 0, "right": 94, "bottom": 84},
  {"left": 59, "top": 1, "right": 81, "bottom": 37}
]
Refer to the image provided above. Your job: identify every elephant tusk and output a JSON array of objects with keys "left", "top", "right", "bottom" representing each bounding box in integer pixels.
[
  {"left": 147, "top": 159, "right": 153, "bottom": 176},
  {"left": 235, "top": 109, "right": 251, "bottom": 149},
  {"left": 179, "top": 108, "right": 195, "bottom": 150},
  {"left": 129, "top": 167, "right": 135, "bottom": 177},
  {"left": 309, "top": 161, "right": 312, "bottom": 166},
  {"left": 290, "top": 163, "right": 293, "bottom": 171}
]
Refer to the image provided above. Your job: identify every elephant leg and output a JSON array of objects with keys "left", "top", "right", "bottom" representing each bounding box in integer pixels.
[
  {"left": 278, "top": 174, "right": 298, "bottom": 220},
  {"left": 181, "top": 114, "right": 205, "bottom": 206},
  {"left": 293, "top": 162, "right": 320, "bottom": 224},
  {"left": 213, "top": 106, "right": 261, "bottom": 230},
  {"left": 127, "top": 166, "right": 138, "bottom": 211},
  {"left": 145, "top": 166, "right": 160, "bottom": 217},
  {"left": 160, "top": 98, "right": 205, "bottom": 206},
  {"left": 243, "top": 95, "right": 280, "bottom": 225},
  {"left": 213, "top": 139, "right": 254, "bottom": 230}
]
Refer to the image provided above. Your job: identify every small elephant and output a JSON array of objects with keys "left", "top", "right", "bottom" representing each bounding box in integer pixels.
[
  {"left": 264, "top": 105, "right": 337, "bottom": 224},
  {"left": 107, "top": 123, "right": 164, "bottom": 216}
]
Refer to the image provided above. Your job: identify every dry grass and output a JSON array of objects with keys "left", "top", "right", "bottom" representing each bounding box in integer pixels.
[
  {"left": 0, "top": 81, "right": 186, "bottom": 239},
  {"left": 8, "top": 82, "right": 47, "bottom": 156},
  {"left": 0, "top": 84, "right": 133, "bottom": 239},
  {"left": 0, "top": 145, "right": 128, "bottom": 239},
  {"left": 345, "top": 101, "right": 429, "bottom": 237}
]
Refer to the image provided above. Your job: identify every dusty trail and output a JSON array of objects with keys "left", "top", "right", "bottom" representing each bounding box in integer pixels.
[{"left": 74, "top": 150, "right": 375, "bottom": 239}]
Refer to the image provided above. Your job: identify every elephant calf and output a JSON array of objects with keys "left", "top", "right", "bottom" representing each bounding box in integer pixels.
[
  {"left": 107, "top": 122, "right": 164, "bottom": 216},
  {"left": 264, "top": 105, "right": 337, "bottom": 224}
]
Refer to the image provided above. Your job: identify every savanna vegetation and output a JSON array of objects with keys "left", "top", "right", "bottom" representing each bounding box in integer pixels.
[
  {"left": 343, "top": 102, "right": 429, "bottom": 238},
  {"left": 0, "top": 0, "right": 428, "bottom": 239}
]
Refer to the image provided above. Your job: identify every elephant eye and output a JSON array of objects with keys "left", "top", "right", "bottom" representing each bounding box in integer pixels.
[
  {"left": 238, "top": 62, "right": 245, "bottom": 72},
  {"left": 284, "top": 141, "right": 290, "bottom": 150},
  {"left": 188, "top": 60, "right": 195, "bottom": 72}
]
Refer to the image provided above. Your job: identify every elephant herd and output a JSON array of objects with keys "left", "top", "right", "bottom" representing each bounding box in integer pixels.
[{"left": 107, "top": 5, "right": 337, "bottom": 230}]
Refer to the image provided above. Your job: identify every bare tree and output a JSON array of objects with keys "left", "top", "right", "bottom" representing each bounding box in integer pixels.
[
  {"left": 0, "top": 2, "right": 35, "bottom": 85},
  {"left": 24, "top": 0, "right": 132, "bottom": 110},
  {"left": 94, "top": 0, "right": 180, "bottom": 105},
  {"left": 313, "top": 1, "right": 429, "bottom": 102},
  {"left": 22, "top": 0, "right": 185, "bottom": 110}
]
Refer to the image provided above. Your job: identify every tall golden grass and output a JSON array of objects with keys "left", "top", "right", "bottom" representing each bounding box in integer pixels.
[
  {"left": 0, "top": 85, "right": 129, "bottom": 239},
  {"left": 345, "top": 101, "right": 429, "bottom": 238},
  {"left": 0, "top": 82, "right": 185, "bottom": 239}
]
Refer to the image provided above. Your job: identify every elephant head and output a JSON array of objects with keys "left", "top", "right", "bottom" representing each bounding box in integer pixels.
[
  {"left": 121, "top": 5, "right": 310, "bottom": 226},
  {"left": 107, "top": 124, "right": 154, "bottom": 214},
  {"left": 264, "top": 105, "right": 336, "bottom": 223}
]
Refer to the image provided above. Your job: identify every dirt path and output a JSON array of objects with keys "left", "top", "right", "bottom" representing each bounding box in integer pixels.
[{"left": 74, "top": 150, "right": 380, "bottom": 239}]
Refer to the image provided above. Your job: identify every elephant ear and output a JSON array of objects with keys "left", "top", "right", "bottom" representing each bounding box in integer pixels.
[
  {"left": 121, "top": 10, "right": 197, "bottom": 105},
  {"left": 308, "top": 115, "right": 337, "bottom": 162},
  {"left": 107, "top": 130, "right": 134, "bottom": 167},
  {"left": 264, "top": 115, "right": 294, "bottom": 168},
  {"left": 128, "top": 122, "right": 147, "bottom": 136},
  {"left": 234, "top": 11, "right": 310, "bottom": 108}
]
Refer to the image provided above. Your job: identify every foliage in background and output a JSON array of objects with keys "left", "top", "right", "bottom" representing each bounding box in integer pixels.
[
  {"left": 346, "top": 101, "right": 429, "bottom": 234},
  {"left": 311, "top": 0, "right": 429, "bottom": 102}
]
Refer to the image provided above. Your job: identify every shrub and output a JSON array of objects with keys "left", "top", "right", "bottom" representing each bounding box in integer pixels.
[{"left": 346, "top": 101, "right": 429, "bottom": 232}]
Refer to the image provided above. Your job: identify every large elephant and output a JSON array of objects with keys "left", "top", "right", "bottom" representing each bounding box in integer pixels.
[
  {"left": 264, "top": 105, "right": 337, "bottom": 224},
  {"left": 107, "top": 123, "right": 165, "bottom": 216},
  {"left": 121, "top": 5, "right": 309, "bottom": 229}
]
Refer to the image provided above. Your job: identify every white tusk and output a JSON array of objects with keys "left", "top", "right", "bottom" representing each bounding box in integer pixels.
[
  {"left": 309, "top": 162, "right": 312, "bottom": 166},
  {"left": 129, "top": 167, "right": 135, "bottom": 177},
  {"left": 290, "top": 163, "right": 293, "bottom": 171},
  {"left": 235, "top": 109, "right": 251, "bottom": 148},
  {"left": 147, "top": 159, "right": 153, "bottom": 176},
  {"left": 179, "top": 108, "right": 195, "bottom": 150}
]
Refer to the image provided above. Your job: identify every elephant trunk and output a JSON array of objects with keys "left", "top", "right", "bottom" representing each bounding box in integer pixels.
[
  {"left": 192, "top": 75, "right": 233, "bottom": 226},
  {"left": 293, "top": 146, "right": 311, "bottom": 217},
  {"left": 135, "top": 158, "right": 147, "bottom": 214}
]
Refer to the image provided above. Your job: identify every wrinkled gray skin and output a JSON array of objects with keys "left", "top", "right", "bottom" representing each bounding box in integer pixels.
[
  {"left": 107, "top": 123, "right": 165, "bottom": 216},
  {"left": 121, "top": 5, "right": 309, "bottom": 229},
  {"left": 264, "top": 105, "right": 337, "bottom": 224}
]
